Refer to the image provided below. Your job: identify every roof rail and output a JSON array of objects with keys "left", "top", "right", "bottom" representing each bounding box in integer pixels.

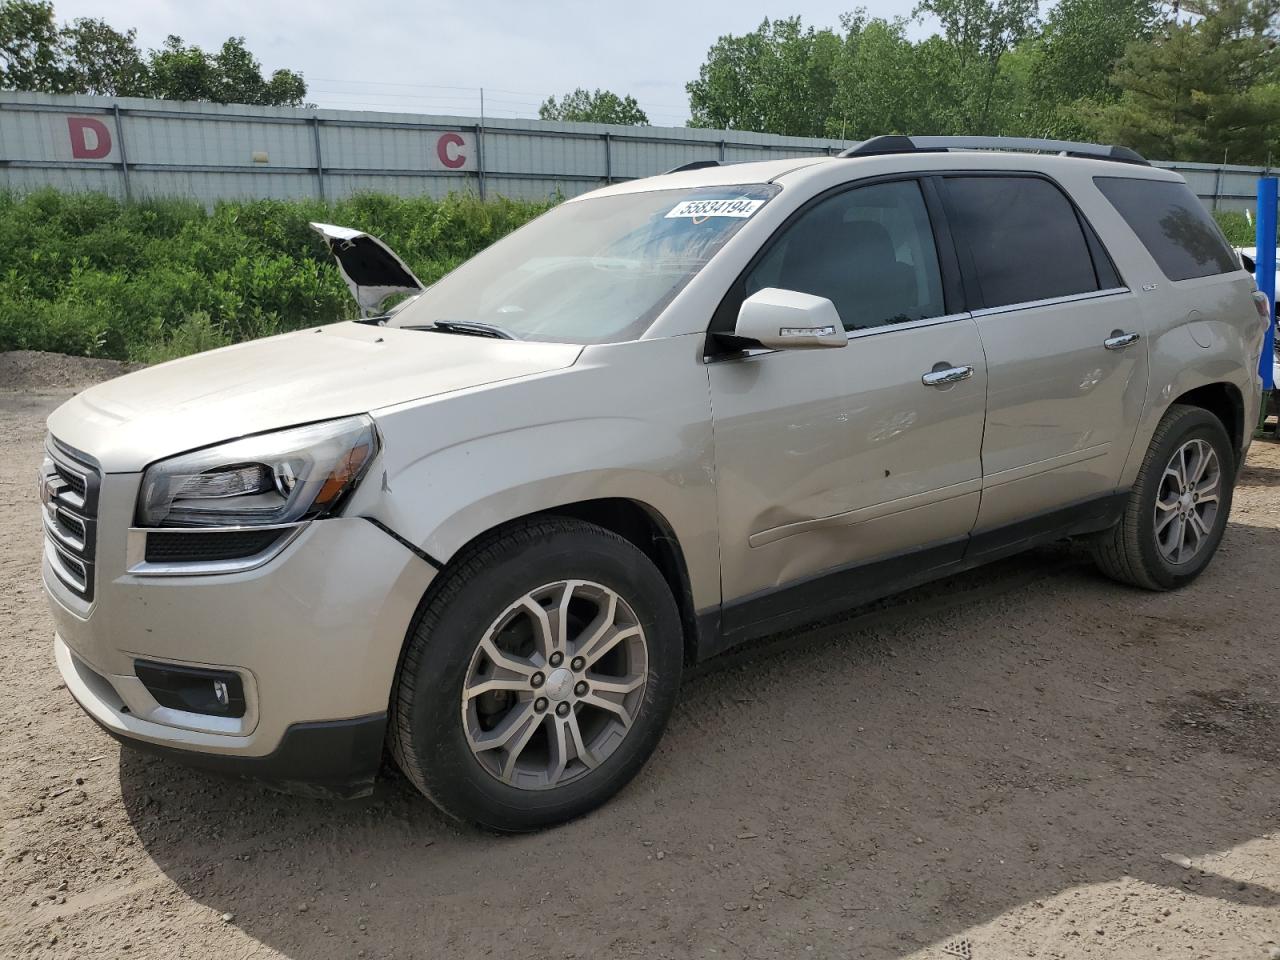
[
  {"left": 838, "top": 135, "right": 1149, "bottom": 166},
  {"left": 664, "top": 159, "right": 723, "bottom": 174}
]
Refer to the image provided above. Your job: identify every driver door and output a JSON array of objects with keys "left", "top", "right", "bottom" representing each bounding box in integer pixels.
[{"left": 706, "top": 178, "right": 988, "bottom": 637}]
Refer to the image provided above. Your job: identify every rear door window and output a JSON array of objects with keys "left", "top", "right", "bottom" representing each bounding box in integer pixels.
[
  {"left": 943, "top": 176, "right": 1102, "bottom": 309},
  {"left": 1094, "top": 177, "right": 1238, "bottom": 281}
]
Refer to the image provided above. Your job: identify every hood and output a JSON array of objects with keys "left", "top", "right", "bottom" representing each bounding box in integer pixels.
[
  {"left": 310, "top": 222, "right": 423, "bottom": 316},
  {"left": 47, "top": 322, "right": 582, "bottom": 472}
]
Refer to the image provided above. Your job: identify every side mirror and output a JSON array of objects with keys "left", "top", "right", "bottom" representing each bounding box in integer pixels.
[{"left": 734, "top": 288, "right": 847, "bottom": 350}]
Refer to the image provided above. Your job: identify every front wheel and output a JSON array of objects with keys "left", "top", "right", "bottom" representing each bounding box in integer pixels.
[
  {"left": 389, "top": 518, "right": 683, "bottom": 831},
  {"left": 1091, "top": 403, "right": 1236, "bottom": 590}
]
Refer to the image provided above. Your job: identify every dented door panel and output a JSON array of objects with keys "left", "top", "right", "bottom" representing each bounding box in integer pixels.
[{"left": 708, "top": 316, "right": 987, "bottom": 603}]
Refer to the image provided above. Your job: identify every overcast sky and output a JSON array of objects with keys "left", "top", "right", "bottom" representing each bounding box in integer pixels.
[{"left": 51, "top": 1, "right": 931, "bottom": 126}]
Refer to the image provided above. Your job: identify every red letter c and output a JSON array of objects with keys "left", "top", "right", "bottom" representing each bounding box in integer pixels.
[{"left": 436, "top": 132, "right": 466, "bottom": 169}]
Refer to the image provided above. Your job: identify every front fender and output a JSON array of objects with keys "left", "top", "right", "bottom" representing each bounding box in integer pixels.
[{"left": 348, "top": 337, "right": 720, "bottom": 612}]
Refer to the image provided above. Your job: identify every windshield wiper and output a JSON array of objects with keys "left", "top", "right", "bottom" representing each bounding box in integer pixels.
[{"left": 404, "top": 320, "right": 516, "bottom": 340}]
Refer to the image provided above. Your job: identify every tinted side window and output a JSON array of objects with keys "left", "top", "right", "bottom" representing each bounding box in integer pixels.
[
  {"left": 1094, "top": 177, "right": 1238, "bottom": 281},
  {"left": 944, "top": 176, "right": 1100, "bottom": 309},
  {"left": 745, "top": 180, "right": 946, "bottom": 331}
]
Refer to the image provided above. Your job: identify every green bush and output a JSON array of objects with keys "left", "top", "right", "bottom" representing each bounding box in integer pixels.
[
  {"left": 0, "top": 189, "right": 552, "bottom": 361},
  {"left": 1213, "top": 210, "right": 1255, "bottom": 247}
]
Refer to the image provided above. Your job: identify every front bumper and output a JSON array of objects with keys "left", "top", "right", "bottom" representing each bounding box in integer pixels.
[
  {"left": 60, "top": 634, "right": 387, "bottom": 798},
  {"left": 45, "top": 483, "right": 435, "bottom": 796}
]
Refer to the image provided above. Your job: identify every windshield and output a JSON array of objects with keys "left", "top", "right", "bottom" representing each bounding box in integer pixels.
[{"left": 390, "top": 183, "right": 780, "bottom": 343}]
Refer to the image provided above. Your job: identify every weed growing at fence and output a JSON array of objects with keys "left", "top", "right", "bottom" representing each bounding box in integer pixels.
[
  {"left": 1213, "top": 210, "right": 1256, "bottom": 247},
  {"left": 0, "top": 189, "right": 552, "bottom": 360}
]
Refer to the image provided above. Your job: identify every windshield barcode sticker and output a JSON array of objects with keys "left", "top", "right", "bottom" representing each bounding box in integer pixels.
[{"left": 665, "top": 197, "right": 765, "bottom": 220}]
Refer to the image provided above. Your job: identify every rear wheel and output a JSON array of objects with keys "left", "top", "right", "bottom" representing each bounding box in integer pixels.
[
  {"left": 390, "top": 518, "right": 683, "bottom": 831},
  {"left": 1091, "top": 403, "right": 1235, "bottom": 590}
]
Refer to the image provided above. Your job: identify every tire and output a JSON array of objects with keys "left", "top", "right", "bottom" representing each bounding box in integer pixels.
[
  {"left": 389, "top": 517, "right": 683, "bottom": 831},
  {"left": 1091, "top": 403, "right": 1236, "bottom": 591}
]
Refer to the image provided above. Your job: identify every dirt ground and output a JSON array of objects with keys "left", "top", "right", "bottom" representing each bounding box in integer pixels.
[{"left": 3, "top": 353, "right": 1280, "bottom": 960}]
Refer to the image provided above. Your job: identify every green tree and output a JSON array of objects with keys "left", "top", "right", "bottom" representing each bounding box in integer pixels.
[
  {"left": 1091, "top": 0, "right": 1280, "bottom": 162},
  {"left": 1004, "top": 0, "right": 1162, "bottom": 137},
  {"left": 538, "top": 87, "right": 649, "bottom": 125},
  {"left": 144, "top": 36, "right": 214, "bottom": 102},
  {"left": 0, "top": 1, "right": 308, "bottom": 106},
  {"left": 0, "top": 0, "right": 63, "bottom": 91},
  {"left": 914, "top": 0, "right": 1041, "bottom": 130},
  {"left": 826, "top": 13, "right": 955, "bottom": 140},
  {"left": 683, "top": 4, "right": 1174, "bottom": 144},
  {"left": 147, "top": 35, "right": 306, "bottom": 106},
  {"left": 686, "top": 17, "right": 841, "bottom": 136},
  {"left": 683, "top": 4, "right": 1040, "bottom": 139},
  {"left": 1032, "top": 0, "right": 1161, "bottom": 104},
  {"left": 916, "top": 0, "right": 1040, "bottom": 66},
  {"left": 59, "top": 17, "right": 147, "bottom": 96}
]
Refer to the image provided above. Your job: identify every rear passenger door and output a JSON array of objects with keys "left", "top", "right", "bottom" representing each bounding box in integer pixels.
[{"left": 939, "top": 174, "right": 1149, "bottom": 538}]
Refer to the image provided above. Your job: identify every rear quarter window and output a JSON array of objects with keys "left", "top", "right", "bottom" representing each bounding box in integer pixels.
[
  {"left": 942, "top": 176, "right": 1104, "bottom": 309},
  {"left": 1094, "top": 177, "right": 1238, "bottom": 282}
]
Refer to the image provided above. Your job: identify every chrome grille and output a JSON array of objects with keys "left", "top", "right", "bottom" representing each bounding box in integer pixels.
[{"left": 40, "top": 437, "right": 100, "bottom": 601}]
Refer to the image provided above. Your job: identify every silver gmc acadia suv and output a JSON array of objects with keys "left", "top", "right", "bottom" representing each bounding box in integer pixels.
[{"left": 40, "top": 136, "right": 1269, "bottom": 831}]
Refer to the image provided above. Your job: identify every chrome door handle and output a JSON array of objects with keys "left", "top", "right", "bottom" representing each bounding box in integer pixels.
[
  {"left": 921, "top": 365, "right": 974, "bottom": 387},
  {"left": 1104, "top": 331, "right": 1141, "bottom": 350}
]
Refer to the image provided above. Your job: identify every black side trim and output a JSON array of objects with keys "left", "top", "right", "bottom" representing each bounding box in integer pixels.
[
  {"left": 92, "top": 713, "right": 387, "bottom": 800},
  {"left": 713, "top": 536, "right": 969, "bottom": 656},
  {"left": 362, "top": 517, "right": 443, "bottom": 570},
  {"left": 698, "top": 490, "right": 1129, "bottom": 662},
  {"left": 966, "top": 491, "right": 1128, "bottom": 562}
]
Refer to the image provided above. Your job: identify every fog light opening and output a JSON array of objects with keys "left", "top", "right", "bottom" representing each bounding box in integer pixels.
[{"left": 134, "top": 660, "right": 246, "bottom": 719}]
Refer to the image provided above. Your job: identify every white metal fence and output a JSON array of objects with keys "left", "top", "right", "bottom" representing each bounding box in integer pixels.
[{"left": 0, "top": 91, "right": 1266, "bottom": 212}]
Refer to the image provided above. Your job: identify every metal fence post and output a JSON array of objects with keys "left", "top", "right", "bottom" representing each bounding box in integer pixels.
[
  {"left": 1212, "top": 165, "right": 1224, "bottom": 211},
  {"left": 111, "top": 103, "right": 131, "bottom": 202},
  {"left": 312, "top": 114, "right": 325, "bottom": 201},
  {"left": 604, "top": 132, "right": 612, "bottom": 184},
  {"left": 475, "top": 123, "right": 486, "bottom": 200},
  {"left": 719, "top": 140, "right": 726, "bottom": 162}
]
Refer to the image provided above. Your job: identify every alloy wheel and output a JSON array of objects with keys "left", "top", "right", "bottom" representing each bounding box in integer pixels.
[
  {"left": 1154, "top": 437, "right": 1221, "bottom": 565},
  {"left": 460, "top": 580, "right": 649, "bottom": 790}
]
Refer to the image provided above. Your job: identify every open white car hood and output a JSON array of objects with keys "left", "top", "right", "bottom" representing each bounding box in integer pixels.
[{"left": 310, "top": 222, "right": 423, "bottom": 316}]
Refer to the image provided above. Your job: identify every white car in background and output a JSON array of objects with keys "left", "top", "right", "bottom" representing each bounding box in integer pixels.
[
  {"left": 1237, "top": 247, "right": 1280, "bottom": 389},
  {"left": 1237, "top": 246, "right": 1277, "bottom": 288}
]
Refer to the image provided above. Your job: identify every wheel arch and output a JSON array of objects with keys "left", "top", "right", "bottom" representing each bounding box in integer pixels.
[
  {"left": 1170, "top": 381, "right": 1245, "bottom": 466},
  {"left": 400, "top": 497, "right": 704, "bottom": 672},
  {"left": 539, "top": 498, "right": 701, "bottom": 666}
]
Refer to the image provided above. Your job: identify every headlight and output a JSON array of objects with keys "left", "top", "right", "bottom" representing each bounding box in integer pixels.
[{"left": 136, "top": 416, "right": 378, "bottom": 528}]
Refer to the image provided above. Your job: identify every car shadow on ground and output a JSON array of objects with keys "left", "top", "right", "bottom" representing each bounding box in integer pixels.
[
  {"left": 116, "top": 530, "right": 1280, "bottom": 959},
  {"left": 1240, "top": 459, "right": 1280, "bottom": 487}
]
